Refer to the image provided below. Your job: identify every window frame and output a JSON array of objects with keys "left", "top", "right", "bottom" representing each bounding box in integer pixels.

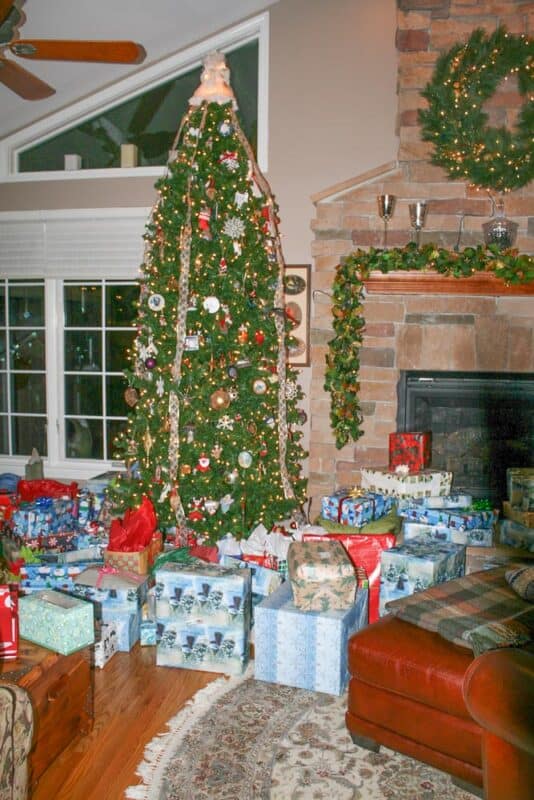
[{"left": 0, "top": 12, "right": 270, "bottom": 179}]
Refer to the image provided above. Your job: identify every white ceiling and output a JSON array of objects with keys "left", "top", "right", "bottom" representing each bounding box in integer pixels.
[{"left": 0, "top": 0, "right": 277, "bottom": 141}]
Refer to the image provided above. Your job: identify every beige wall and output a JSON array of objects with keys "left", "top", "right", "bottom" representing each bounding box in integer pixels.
[{"left": 0, "top": 0, "right": 399, "bottom": 266}]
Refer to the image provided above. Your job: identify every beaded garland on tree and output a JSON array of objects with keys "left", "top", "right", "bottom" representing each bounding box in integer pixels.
[{"left": 109, "top": 52, "right": 307, "bottom": 543}]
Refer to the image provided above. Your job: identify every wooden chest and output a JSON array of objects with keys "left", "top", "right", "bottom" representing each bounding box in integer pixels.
[{"left": 1, "top": 638, "right": 93, "bottom": 786}]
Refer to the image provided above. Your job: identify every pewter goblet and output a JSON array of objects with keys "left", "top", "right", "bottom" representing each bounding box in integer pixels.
[
  {"left": 409, "top": 201, "right": 428, "bottom": 248},
  {"left": 378, "top": 194, "right": 396, "bottom": 248}
]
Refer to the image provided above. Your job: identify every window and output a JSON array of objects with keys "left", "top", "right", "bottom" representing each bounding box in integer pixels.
[
  {"left": 18, "top": 42, "right": 259, "bottom": 172},
  {"left": 0, "top": 280, "right": 47, "bottom": 457},
  {"left": 0, "top": 275, "right": 139, "bottom": 479}
]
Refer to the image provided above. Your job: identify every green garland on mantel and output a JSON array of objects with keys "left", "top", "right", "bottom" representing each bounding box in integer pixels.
[{"left": 324, "top": 243, "right": 534, "bottom": 449}]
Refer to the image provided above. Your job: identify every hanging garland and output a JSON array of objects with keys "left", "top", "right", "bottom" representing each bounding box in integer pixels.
[
  {"left": 419, "top": 26, "right": 534, "bottom": 192},
  {"left": 324, "top": 243, "right": 534, "bottom": 449}
]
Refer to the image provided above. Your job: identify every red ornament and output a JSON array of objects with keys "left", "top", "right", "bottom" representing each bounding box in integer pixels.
[{"left": 254, "top": 330, "right": 265, "bottom": 345}]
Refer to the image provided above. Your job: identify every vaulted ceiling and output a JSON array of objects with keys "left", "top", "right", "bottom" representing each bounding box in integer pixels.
[{"left": 0, "top": 0, "right": 277, "bottom": 140}]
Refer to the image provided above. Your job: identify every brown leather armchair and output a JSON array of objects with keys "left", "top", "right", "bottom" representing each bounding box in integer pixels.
[{"left": 463, "top": 647, "right": 534, "bottom": 800}]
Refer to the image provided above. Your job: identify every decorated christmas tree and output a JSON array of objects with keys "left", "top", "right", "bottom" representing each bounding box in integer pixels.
[{"left": 110, "top": 52, "right": 307, "bottom": 544}]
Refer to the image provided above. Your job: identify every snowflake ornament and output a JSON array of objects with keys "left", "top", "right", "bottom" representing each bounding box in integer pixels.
[
  {"left": 285, "top": 380, "right": 299, "bottom": 400},
  {"left": 223, "top": 217, "right": 246, "bottom": 239},
  {"left": 156, "top": 377, "right": 165, "bottom": 398},
  {"left": 216, "top": 414, "right": 235, "bottom": 431},
  {"left": 234, "top": 191, "right": 249, "bottom": 208}
]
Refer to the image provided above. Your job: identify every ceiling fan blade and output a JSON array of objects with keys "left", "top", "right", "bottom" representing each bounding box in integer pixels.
[
  {"left": 0, "top": 57, "right": 55, "bottom": 99},
  {"left": 0, "top": 1, "right": 14, "bottom": 27},
  {"left": 10, "top": 39, "right": 146, "bottom": 64}
]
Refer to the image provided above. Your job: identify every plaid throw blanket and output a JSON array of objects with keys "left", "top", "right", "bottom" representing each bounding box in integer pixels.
[{"left": 385, "top": 565, "right": 534, "bottom": 649}]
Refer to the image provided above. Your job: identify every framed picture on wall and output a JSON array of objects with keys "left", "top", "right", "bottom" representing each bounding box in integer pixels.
[{"left": 283, "top": 264, "right": 311, "bottom": 367}]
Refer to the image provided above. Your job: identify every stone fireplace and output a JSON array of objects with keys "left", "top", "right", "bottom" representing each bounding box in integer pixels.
[{"left": 307, "top": 0, "right": 534, "bottom": 516}]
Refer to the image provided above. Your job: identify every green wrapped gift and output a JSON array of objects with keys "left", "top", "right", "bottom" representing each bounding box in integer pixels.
[{"left": 19, "top": 589, "right": 94, "bottom": 655}]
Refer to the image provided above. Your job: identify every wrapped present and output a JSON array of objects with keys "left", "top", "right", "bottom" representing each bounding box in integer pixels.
[
  {"left": 140, "top": 619, "right": 159, "bottom": 646},
  {"left": 154, "top": 560, "right": 251, "bottom": 628},
  {"left": 103, "top": 497, "right": 161, "bottom": 575},
  {"left": 388, "top": 431, "right": 431, "bottom": 473},
  {"left": 507, "top": 468, "right": 534, "bottom": 511},
  {"left": 321, "top": 490, "right": 395, "bottom": 527},
  {"left": 361, "top": 467, "right": 452, "bottom": 499},
  {"left": 301, "top": 532, "right": 395, "bottom": 624},
  {"left": 77, "top": 488, "right": 106, "bottom": 528},
  {"left": 156, "top": 617, "right": 249, "bottom": 675},
  {"left": 401, "top": 521, "right": 493, "bottom": 548},
  {"left": 11, "top": 497, "right": 79, "bottom": 539},
  {"left": 287, "top": 540, "right": 357, "bottom": 611},
  {"left": 254, "top": 581, "right": 368, "bottom": 696},
  {"left": 17, "top": 478, "right": 78, "bottom": 502},
  {"left": 19, "top": 560, "right": 104, "bottom": 595},
  {"left": 499, "top": 519, "right": 534, "bottom": 553},
  {"left": 502, "top": 501, "right": 534, "bottom": 529},
  {"left": 19, "top": 589, "right": 94, "bottom": 655},
  {"left": 0, "top": 584, "right": 19, "bottom": 660},
  {"left": 218, "top": 554, "right": 283, "bottom": 597},
  {"left": 101, "top": 606, "right": 140, "bottom": 651},
  {"left": 379, "top": 538, "right": 466, "bottom": 616},
  {"left": 416, "top": 494, "right": 473, "bottom": 510},
  {"left": 399, "top": 503, "right": 495, "bottom": 531},
  {"left": 69, "top": 566, "right": 148, "bottom": 611},
  {"left": 92, "top": 621, "right": 119, "bottom": 668},
  {"left": 465, "top": 544, "right": 534, "bottom": 575}
]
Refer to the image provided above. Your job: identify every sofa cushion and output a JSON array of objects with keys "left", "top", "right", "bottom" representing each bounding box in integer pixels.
[
  {"left": 384, "top": 565, "right": 533, "bottom": 650},
  {"left": 348, "top": 615, "right": 475, "bottom": 719},
  {"left": 506, "top": 566, "right": 534, "bottom": 602},
  {"left": 464, "top": 618, "right": 533, "bottom": 656}
]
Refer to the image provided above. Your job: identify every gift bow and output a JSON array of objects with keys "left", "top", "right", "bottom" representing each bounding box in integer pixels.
[{"left": 95, "top": 565, "right": 140, "bottom": 588}]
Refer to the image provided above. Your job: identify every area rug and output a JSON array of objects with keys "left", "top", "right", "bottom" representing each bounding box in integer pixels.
[{"left": 125, "top": 667, "right": 478, "bottom": 800}]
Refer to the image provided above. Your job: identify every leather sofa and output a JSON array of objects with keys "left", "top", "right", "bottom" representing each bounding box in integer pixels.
[
  {"left": 0, "top": 684, "right": 34, "bottom": 800},
  {"left": 346, "top": 615, "right": 534, "bottom": 799}
]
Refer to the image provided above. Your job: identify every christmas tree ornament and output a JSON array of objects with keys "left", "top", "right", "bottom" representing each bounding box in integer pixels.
[
  {"left": 161, "top": 416, "right": 171, "bottom": 432},
  {"left": 237, "top": 324, "right": 249, "bottom": 344},
  {"left": 225, "top": 469, "right": 239, "bottom": 485},
  {"left": 223, "top": 217, "right": 246, "bottom": 239},
  {"left": 247, "top": 421, "right": 257, "bottom": 435},
  {"left": 254, "top": 329, "right": 265, "bottom": 344},
  {"left": 219, "top": 150, "right": 239, "bottom": 170},
  {"left": 228, "top": 388, "right": 238, "bottom": 401},
  {"left": 197, "top": 455, "right": 211, "bottom": 472},
  {"left": 145, "top": 356, "right": 157, "bottom": 369},
  {"left": 147, "top": 293, "right": 165, "bottom": 311},
  {"left": 238, "top": 451, "right": 253, "bottom": 469},
  {"left": 188, "top": 498, "right": 204, "bottom": 521},
  {"left": 202, "top": 295, "right": 221, "bottom": 314},
  {"left": 210, "top": 388, "right": 231, "bottom": 410},
  {"left": 285, "top": 380, "right": 298, "bottom": 400},
  {"left": 219, "top": 258, "right": 228, "bottom": 274},
  {"left": 253, "top": 378, "right": 267, "bottom": 395},
  {"left": 216, "top": 414, "right": 234, "bottom": 431},
  {"left": 156, "top": 377, "right": 165, "bottom": 397},
  {"left": 180, "top": 463, "right": 192, "bottom": 476},
  {"left": 259, "top": 442, "right": 268, "bottom": 457},
  {"left": 297, "top": 409, "right": 308, "bottom": 425},
  {"left": 264, "top": 416, "right": 275, "bottom": 428},
  {"left": 198, "top": 206, "right": 212, "bottom": 239},
  {"left": 204, "top": 498, "right": 219, "bottom": 516},
  {"left": 143, "top": 430, "right": 153, "bottom": 456},
  {"left": 211, "top": 442, "right": 223, "bottom": 460},
  {"left": 205, "top": 178, "right": 216, "bottom": 200},
  {"left": 124, "top": 387, "right": 139, "bottom": 407},
  {"left": 227, "top": 365, "right": 238, "bottom": 380},
  {"left": 235, "top": 191, "right": 249, "bottom": 208},
  {"left": 220, "top": 493, "right": 234, "bottom": 513},
  {"left": 184, "top": 423, "right": 196, "bottom": 443},
  {"left": 219, "top": 121, "right": 232, "bottom": 136}
]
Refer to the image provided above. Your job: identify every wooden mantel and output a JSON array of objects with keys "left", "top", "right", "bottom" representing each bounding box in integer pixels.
[{"left": 364, "top": 271, "right": 534, "bottom": 296}]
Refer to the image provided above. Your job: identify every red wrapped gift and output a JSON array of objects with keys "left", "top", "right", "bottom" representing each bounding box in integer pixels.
[
  {"left": 301, "top": 532, "right": 396, "bottom": 624},
  {"left": 0, "top": 584, "right": 19, "bottom": 660},
  {"left": 388, "top": 431, "right": 432, "bottom": 473}
]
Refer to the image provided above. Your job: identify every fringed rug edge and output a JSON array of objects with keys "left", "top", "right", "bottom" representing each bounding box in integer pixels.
[{"left": 124, "top": 666, "right": 251, "bottom": 800}]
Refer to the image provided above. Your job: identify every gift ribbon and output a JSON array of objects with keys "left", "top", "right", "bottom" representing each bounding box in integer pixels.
[
  {"left": 95, "top": 565, "right": 141, "bottom": 588},
  {"left": 335, "top": 490, "right": 375, "bottom": 524}
]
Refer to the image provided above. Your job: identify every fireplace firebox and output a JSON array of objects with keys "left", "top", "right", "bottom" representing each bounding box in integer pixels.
[{"left": 396, "top": 371, "right": 534, "bottom": 508}]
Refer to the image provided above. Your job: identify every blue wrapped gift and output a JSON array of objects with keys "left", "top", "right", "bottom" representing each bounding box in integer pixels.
[
  {"left": 11, "top": 497, "right": 78, "bottom": 538},
  {"left": 379, "top": 537, "right": 466, "bottom": 616},
  {"left": 254, "top": 581, "right": 368, "bottom": 696},
  {"left": 140, "top": 619, "right": 159, "bottom": 646},
  {"left": 499, "top": 519, "right": 534, "bottom": 552},
  {"left": 321, "top": 490, "right": 394, "bottom": 527},
  {"left": 401, "top": 521, "right": 493, "bottom": 547},
  {"left": 101, "top": 606, "right": 140, "bottom": 651},
  {"left": 70, "top": 566, "right": 148, "bottom": 611},
  {"left": 156, "top": 617, "right": 249, "bottom": 675},
  {"left": 399, "top": 503, "right": 495, "bottom": 531},
  {"left": 19, "top": 560, "right": 103, "bottom": 594},
  {"left": 93, "top": 621, "right": 119, "bottom": 669},
  {"left": 218, "top": 554, "right": 283, "bottom": 597},
  {"left": 19, "top": 589, "right": 94, "bottom": 655},
  {"left": 153, "top": 560, "right": 252, "bottom": 627}
]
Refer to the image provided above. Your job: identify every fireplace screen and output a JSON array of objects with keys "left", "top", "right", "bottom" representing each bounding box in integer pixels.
[{"left": 396, "top": 371, "right": 534, "bottom": 507}]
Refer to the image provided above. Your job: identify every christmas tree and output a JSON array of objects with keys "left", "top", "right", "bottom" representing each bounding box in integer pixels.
[{"left": 110, "top": 51, "right": 307, "bottom": 544}]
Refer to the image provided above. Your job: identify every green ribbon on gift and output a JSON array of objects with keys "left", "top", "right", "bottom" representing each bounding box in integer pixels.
[
  {"left": 469, "top": 499, "right": 493, "bottom": 512},
  {"left": 150, "top": 547, "right": 200, "bottom": 576}
]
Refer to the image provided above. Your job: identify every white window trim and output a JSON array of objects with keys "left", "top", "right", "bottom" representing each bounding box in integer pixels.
[
  {"left": 0, "top": 12, "right": 270, "bottom": 180},
  {"left": 0, "top": 207, "right": 150, "bottom": 480}
]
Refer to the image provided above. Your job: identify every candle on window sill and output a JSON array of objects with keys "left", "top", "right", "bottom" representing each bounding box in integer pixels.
[
  {"left": 120, "top": 144, "right": 138, "bottom": 168},
  {"left": 64, "top": 154, "right": 82, "bottom": 171}
]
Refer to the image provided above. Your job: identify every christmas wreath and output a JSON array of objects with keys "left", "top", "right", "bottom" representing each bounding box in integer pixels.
[
  {"left": 324, "top": 243, "right": 534, "bottom": 449},
  {"left": 419, "top": 26, "right": 534, "bottom": 192}
]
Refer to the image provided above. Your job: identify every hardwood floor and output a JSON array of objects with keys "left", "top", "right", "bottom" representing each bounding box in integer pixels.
[{"left": 31, "top": 644, "right": 219, "bottom": 800}]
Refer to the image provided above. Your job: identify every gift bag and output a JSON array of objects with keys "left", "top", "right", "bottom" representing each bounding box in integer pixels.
[{"left": 0, "top": 584, "right": 19, "bottom": 660}]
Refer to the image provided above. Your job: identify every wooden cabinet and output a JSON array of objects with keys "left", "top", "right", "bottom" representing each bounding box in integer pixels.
[{"left": 1, "top": 639, "right": 93, "bottom": 787}]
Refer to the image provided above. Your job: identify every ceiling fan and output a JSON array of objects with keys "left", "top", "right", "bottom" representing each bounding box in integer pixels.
[{"left": 0, "top": 0, "right": 146, "bottom": 100}]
